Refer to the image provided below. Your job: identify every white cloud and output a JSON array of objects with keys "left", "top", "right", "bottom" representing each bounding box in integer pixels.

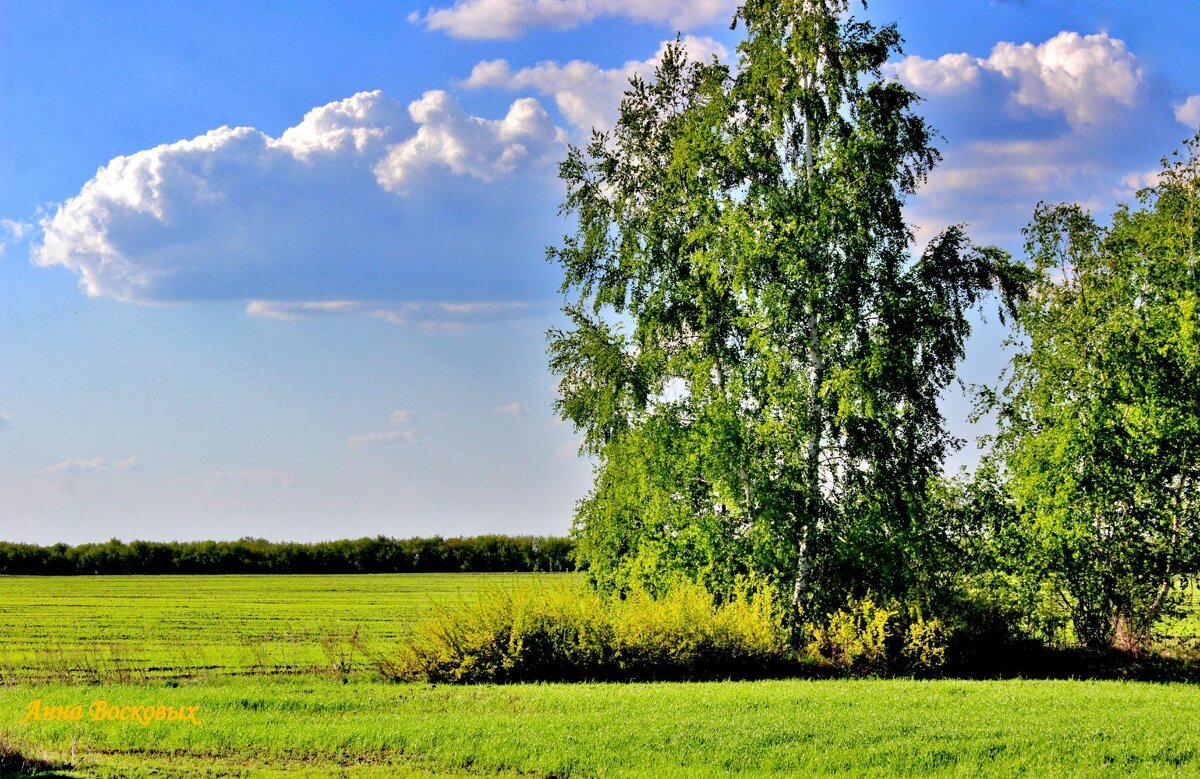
[
  {"left": 890, "top": 52, "right": 982, "bottom": 95},
  {"left": 411, "top": 0, "right": 735, "bottom": 40},
  {"left": 1116, "top": 168, "right": 1165, "bottom": 197},
  {"left": 347, "top": 429, "right": 416, "bottom": 449},
  {"left": 0, "top": 219, "right": 33, "bottom": 256},
  {"left": 990, "top": 33, "right": 1141, "bottom": 125},
  {"left": 348, "top": 409, "right": 419, "bottom": 449},
  {"left": 1176, "top": 95, "right": 1200, "bottom": 128},
  {"left": 46, "top": 456, "right": 140, "bottom": 474},
  {"left": 0, "top": 412, "right": 11, "bottom": 430},
  {"left": 33, "top": 90, "right": 564, "bottom": 315},
  {"left": 245, "top": 299, "right": 533, "bottom": 329},
  {"left": 496, "top": 401, "right": 528, "bottom": 415},
  {"left": 204, "top": 468, "right": 296, "bottom": 488},
  {"left": 464, "top": 35, "right": 727, "bottom": 132},
  {"left": 374, "top": 91, "right": 563, "bottom": 190},
  {"left": 891, "top": 31, "right": 1143, "bottom": 127}
]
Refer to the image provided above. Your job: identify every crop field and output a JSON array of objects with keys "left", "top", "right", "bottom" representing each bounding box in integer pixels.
[
  {"left": 0, "top": 573, "right": 551, "bottom": 683},
  {"left": 2, "top": 573, "right": 1200, "bottom": 777}
]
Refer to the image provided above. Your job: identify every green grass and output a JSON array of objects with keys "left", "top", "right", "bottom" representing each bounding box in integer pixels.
[
  {"left": 3, "top": 573, "right": 1200, "bottom": 777},
  {"left": 0, "top": 574, "right": 557, "bottom": 683},
  {"left": 3, "top": 677, "right": 1200, "bottom": 777}
]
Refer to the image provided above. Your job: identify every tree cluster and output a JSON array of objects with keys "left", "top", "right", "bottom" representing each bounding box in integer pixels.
[
  {"left": 0, "top": 535, "right": 575, "bottom": 575},
  {"left": 549, "top": 0, "right": 1200, "bottom": 653}
]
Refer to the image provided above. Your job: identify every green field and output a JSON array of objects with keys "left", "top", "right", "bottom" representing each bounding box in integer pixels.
[
  {"left": 0, "top": 573, "right": 548, "bottom": 683},
  {"left": 2, "top": 573, "right": 1200, "bottom": 777},
  {"left": 5, "top": 677, "right": 1200, "bottom": 777}
]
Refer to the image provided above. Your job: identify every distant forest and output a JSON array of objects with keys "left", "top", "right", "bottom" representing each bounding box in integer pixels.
[{"left": 0, "top": 535, "right": 575, "bottom": 575}]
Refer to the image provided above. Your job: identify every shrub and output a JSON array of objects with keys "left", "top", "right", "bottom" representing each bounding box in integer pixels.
[
  {"left": 382, "top": 578, "right": 795, "bottom": 683},
  {"left": 611, "top": 579, "right": 792, "bottom": 678},
  {"left": 806, "top": 597, "right": 896, "bottom": 675},
  {"left": 903, "top": 612, "right": 948, "bottom": 673}
]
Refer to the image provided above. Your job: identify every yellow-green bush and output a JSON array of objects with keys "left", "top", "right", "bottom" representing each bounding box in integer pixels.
[
  {"left": 382, "top": 578, "right": 795, "bottom": 682},
  {"left": 903, "top": 612, "right": 948, "bottom": 673},
  {"left": 804, "top": 598, "right": 953, "bottom": 676},
  {"left": 806, "top": 597, "right": 896, "bottom": 675}
]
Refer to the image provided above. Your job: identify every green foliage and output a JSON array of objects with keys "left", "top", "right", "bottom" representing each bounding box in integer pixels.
[
  {"left": 805, "top": 597, "right": 950, "bottom": 675},
  {"left": 988, "top": 133, "right": 1200, "bottom": 650},
  {"left": 0, "top": 535, "right": 575, "bottom": 575},
  {"left": 383, "top": 578, "right": 795, "bottom": 682},
  {"left": 549, "top": 0, "right": 1029, "bottom": 615},
  {"left": 903, "top": 612, "right": 948, "bottom": 673},
  {"left": 806, "top": 596, "right": 896, "bottom": 674}
]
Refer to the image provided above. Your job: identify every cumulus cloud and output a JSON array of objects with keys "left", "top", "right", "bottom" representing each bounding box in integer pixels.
[
  {"left": 891, "top": 31, "right": 1143, "bottom": 127},
  {"left": 374, "top": 91, "right": 563, "bottom": 190},
  {"left": 33, "top": 90, "right": 565, "bottom": 317},
  {"left": 1176, "top": 96, "right": 1200, "bottom": 128},
  {"left": 464, "top": 35, "right": 727, "bottom": 132},
  {"left": 45, "top": 456, "right": 140, "bottom": 474},
  {"left": 204, "top": 468, "right": 296, "bottom": 488},
  {"left": 411, "top": 0, "right": 735, "bottom": 40},
  {"left": 884, "top": 31, "right": 1179, "bottom": 252},
  {"left": 495, "top": 401, "right": 528, "bottom": 415},
  {"left": 0, "top": 412, "right": 11, "bottom": 430},
  {"left": 389, "top": 409, "right": 415, "bottom": 426},
  {"left": 890, "top": 52, "right": 983, "bottom": 95}
]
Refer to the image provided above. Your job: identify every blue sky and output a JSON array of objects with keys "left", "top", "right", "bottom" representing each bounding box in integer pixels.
[{"left": 1, "top": 0, "right": 1198, "bottom": 544}]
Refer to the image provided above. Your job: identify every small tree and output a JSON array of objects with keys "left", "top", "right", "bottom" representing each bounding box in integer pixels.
[
  {"left": 990, "top": 134, "right": 1200, "bottom": 650},
  {"left": 549, "top": 0, "right": 1027, "bottom": 614}
]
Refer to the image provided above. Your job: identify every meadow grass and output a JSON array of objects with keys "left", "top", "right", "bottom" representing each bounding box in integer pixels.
[
  {"left": 3, "top": 573, "right": 1200, "bottom": 777},
  {"left": 3, "top": 676, "right": 1200, "bottom": 777},
  {"left": 0, "top": 573, "right": 555, "bottom": 683}
]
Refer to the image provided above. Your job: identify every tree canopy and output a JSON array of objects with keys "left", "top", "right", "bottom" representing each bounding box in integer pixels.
[
  {"left": 548, "top": 0, "right": 1028, "bottom": 613},
  {"left": 988, "top": 135, "right": 1200, "bottom": 649}
]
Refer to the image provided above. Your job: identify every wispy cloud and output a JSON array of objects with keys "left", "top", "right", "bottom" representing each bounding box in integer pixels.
[
  {"left": 411, "top": 0, "right": 735, "bottom": 40},
  {"left": 347, "top": 429, "right": 417, "bottom": 449},
  {"left": 45, "top": 456, "right": 141, "bottom": 474},
  {"left": 0, "top": 219, "right": 32, "bottom": 256},
  {"left": 348, "top": 409, "right": 420, "bottom": 449},
  {"left": 495, "top": 401, "right": 528, "bottom": 415},
  {"left": 203, "top": 468, "right": 296, "bottom": 488},
  {"left": 245, "top": 300, "right": 534, "bottom": 330},
  {"left": 0, "top": 412, "right": 12, "bottom": 431}
]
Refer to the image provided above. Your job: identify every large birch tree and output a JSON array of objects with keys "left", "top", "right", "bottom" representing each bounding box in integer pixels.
[{"left": 549, "top": 0, "right": 1027, "bottom": 613}]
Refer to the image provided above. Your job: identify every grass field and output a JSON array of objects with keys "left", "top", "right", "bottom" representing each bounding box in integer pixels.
[
  {"left": 4, "top": 677, "right": 1200, "bottom": 777},
  {"left": 3, "top": 573, "right": 1200, "bottom": 777},
  {"left": 0, "top": 574, "right": 550, "bottom": 683}
]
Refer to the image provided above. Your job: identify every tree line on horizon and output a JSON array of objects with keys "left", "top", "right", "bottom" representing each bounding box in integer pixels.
[{"left": 0, "top": 535, "right": 575, "bottom": 576}]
